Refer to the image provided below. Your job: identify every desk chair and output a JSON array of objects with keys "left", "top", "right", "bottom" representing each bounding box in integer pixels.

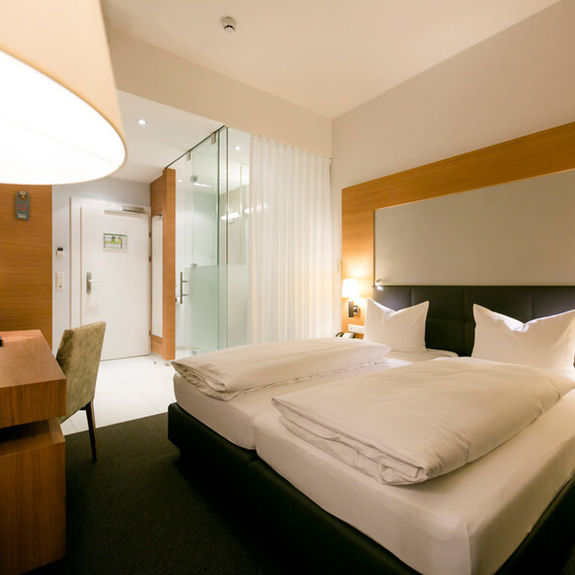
[{"left": 56, "top": 322, "right": 106, "bottom": 459}]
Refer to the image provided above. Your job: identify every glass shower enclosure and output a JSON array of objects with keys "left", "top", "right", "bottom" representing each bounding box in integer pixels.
[{"left": 172, "top": 127, "right": 250, "bottom": 356}]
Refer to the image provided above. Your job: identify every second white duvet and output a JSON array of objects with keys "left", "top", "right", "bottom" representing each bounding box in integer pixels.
[
  {"left": 273, "top": 357, "right": 574, "bottom": 484},
  {"left": 172, "top": 338, "right": 391, "bottom": 400}
]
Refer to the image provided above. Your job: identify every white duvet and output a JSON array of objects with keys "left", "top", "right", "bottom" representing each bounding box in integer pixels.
[
  {"left": 273, "top": 357, "right": 575, "bottom": 484},
  {"left": 172, "top": 338, "right": 391, "bottom": 400}
]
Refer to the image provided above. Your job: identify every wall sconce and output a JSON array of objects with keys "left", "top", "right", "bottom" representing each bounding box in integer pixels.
[
  {"left": 0, "top": 0, "right": 126, "bottom": 185},
  {"left": 342, "top": 278, "right": 360, "bottom": 318}
]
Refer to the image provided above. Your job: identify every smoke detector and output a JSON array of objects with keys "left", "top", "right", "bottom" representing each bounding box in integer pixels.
[{"left": 221, "top": 16, "right": 237, "bottom": 33}]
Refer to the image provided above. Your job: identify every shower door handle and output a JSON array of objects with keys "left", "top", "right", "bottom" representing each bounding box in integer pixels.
[{"left": 179, "top": 271, "right": 188, "bottom": 304}]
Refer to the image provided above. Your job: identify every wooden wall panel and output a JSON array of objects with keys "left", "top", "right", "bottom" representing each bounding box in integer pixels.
[
  {"left": 341, "top": 121, "right": 575, "bottom": 331},
  {"left": 150, "top": 169, "right": 175, "bottom": 360},
  {"left": 0, "top": 184, "right": 52, "bottom": 345}
]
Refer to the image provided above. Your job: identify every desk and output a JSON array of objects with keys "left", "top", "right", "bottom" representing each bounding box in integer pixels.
[{"left": 0, "top": 330, "right": 66, "bottom": 575}]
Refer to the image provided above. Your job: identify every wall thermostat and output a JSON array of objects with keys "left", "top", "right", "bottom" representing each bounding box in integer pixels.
[{"left": 15, "top": 191, "right": 30, "bottom": 221}]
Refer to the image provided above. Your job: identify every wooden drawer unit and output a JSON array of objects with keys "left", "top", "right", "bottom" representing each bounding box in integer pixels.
[{"left": 0, "top": 330, "right": 66, "bottom": 574}]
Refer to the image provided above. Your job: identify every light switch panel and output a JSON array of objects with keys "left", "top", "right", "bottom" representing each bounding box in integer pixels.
[{"left": 56, "top": 272, "right": 64, "bottom": 291}]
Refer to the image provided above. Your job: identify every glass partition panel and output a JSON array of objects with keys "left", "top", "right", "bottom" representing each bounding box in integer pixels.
[
  {"left": 175, "top": 131, "right": 220, "bottom": 356},
  {"left": 173, "top": 126, "right": 250, "bottom": 357},
  {"left": 218, "top": 127, "right": 228, "bottom": 350}
]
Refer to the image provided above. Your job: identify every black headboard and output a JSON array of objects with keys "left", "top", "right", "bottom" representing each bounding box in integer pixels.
[{"left": 372, "top": 286, "right": 575, "bottom": 356}]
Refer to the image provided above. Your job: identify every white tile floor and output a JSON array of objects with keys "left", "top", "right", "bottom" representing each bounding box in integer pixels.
[{"left": 60, "top": 354, "right": 176, "bottom": 436}]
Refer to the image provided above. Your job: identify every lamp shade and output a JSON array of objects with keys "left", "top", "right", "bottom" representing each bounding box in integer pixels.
[
  {"left": 341, "top": 278, "right": 360, "bottom": 299},
  {"left": 0, "top": 0, "right": 126, "bottom": 185}
]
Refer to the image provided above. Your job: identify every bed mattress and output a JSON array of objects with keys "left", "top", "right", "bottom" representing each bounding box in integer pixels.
[{"left": 254, "top": 390, "right": 575, "bottom": 575}]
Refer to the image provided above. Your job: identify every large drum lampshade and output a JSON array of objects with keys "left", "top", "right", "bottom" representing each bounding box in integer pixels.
[{"left": 0, "top": 0, "right": 126, "bottom": 185}]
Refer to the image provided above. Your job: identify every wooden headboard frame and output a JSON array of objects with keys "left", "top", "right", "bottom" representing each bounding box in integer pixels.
[{"left": 341, "top": 121, "right": 575, "bottom": 332}]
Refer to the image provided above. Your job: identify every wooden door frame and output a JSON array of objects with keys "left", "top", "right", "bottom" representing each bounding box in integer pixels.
[{"left": 150, "top": 168, "right": 176, "bottom": 360}]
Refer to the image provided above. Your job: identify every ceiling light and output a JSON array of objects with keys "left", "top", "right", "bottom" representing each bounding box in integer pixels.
[
  {"left": 221, "top": 16, "right": 237, "bottom": 34},
  {"left": 193, "top": 182, "right": 211, "bottom": 188},
  {"left": 234, "top": 145, "right": 241, "bottom": 151},
  {"left": 177, "top": 178, "right": 182, "bottom": 183},
  {"left": 137, "top": 118, "right": 147, "bottom": 126},
  {"left": 0, "top": 0, "right": 126, "bottom": 185}
]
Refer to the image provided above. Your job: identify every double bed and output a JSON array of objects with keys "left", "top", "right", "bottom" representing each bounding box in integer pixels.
[{"left": 168, "top": 285, "right": 575, "bottom": 575}]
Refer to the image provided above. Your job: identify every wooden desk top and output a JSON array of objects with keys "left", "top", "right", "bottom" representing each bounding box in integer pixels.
[{"left": 0, "top": 330, "right": 66, "bottom": 429}]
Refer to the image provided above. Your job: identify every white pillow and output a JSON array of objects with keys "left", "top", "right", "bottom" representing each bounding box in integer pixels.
[
  {"left": 472, "top": 304, "right": 575, "bottom": 374},
  {"left": 365, "top": 299, "right": 429, "bottom": 353}
]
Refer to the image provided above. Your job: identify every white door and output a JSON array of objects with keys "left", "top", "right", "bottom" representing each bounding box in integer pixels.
[{"left": 81, "top": 204, "right": 150, "bottom": 360}]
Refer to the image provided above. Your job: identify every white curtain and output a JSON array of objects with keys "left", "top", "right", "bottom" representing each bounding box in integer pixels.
[{"left": 248, "top": 136, "right": 334, "bottom": 343}]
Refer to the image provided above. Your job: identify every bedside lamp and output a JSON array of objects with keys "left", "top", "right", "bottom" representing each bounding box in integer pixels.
[
  {"left": 0, "top": 0, "right": 126, "bottom": 185},
  {"left": 342, "top": 278, "right": 360, "bottom": 318}
]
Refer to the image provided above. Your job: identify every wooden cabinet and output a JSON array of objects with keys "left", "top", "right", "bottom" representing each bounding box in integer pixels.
[{"left": 0, "top": 330, "right": 66, "bottom": 575}]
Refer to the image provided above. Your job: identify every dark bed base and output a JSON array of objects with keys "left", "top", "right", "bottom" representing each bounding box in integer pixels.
[
  {"left": 168, "top": 285, "right": 575, "bottom": 574},
  {"left": 168, "top": 403, "right": 575, "bottom": 575}
]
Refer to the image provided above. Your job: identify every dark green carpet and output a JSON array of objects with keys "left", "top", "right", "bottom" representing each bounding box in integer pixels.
[
  {"left": 32, "top": 413, "right": 296, "bottom": 575},
  {"left": 31, "top": 413, "right": 575, "bottom": 575}
]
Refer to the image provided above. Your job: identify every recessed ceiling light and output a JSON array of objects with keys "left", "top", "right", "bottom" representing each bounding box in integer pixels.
[
  {"left": 137, "top": 118, "right": 147, "bottom": 126},
  {"left": 234, "top": 145, "right": 241, "bottom": 151},
  {"left": 177, "top": 178, "right": 182, "bottom": 183}
]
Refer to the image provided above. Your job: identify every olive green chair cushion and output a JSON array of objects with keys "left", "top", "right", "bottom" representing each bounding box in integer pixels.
[{"left": 56, "top": 322, "right": 106, "bottom": 422}]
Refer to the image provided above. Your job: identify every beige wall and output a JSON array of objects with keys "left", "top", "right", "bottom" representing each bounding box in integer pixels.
[
  {"left": 332, "top": 0, "right": 575, "bottom": 322},
  {"left": 108, "top": 29, "right": 332, "bottom": 157},
  {"left": 333, "top": 1, "right": 575, "bottom": 192}
]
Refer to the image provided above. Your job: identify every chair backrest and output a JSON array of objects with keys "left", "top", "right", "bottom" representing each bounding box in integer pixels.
[{"left": 56, "top": 322, "right": 106, "bottom": 421}]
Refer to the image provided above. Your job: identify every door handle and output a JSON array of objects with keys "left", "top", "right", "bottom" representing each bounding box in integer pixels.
[
  {"left": 86, "top": 272, "right": 103, "bottom": 295},
  {"left": 179, "top": 271, "right": 188, "bottom": 304}
]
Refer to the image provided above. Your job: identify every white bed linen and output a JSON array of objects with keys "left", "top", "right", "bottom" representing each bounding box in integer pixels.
[
  {"left": 273, "top": 358, "right": 573, "bottom": 484},
  {"left": 174, "top": 349, "right": 456, "bottom": 449},
  {"left": 255, "top": 390, "right": 575, "bottom": 575},
  {"left": 382, "top": 348, "right": 457, "bottom": 362},
  {"left": 172, "top": 338, "right": 391, "bottom": 400},
  {"left": 174, "top": 358, "right": 410, "bottom": 449}
]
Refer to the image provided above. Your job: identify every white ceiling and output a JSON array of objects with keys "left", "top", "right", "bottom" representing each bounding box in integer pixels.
[
  {"left": 103, "top": 0, "right": 560, "bottom": 119},
  {"left": 115, "top": 91, "right": 221, "bottom": 182}
]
